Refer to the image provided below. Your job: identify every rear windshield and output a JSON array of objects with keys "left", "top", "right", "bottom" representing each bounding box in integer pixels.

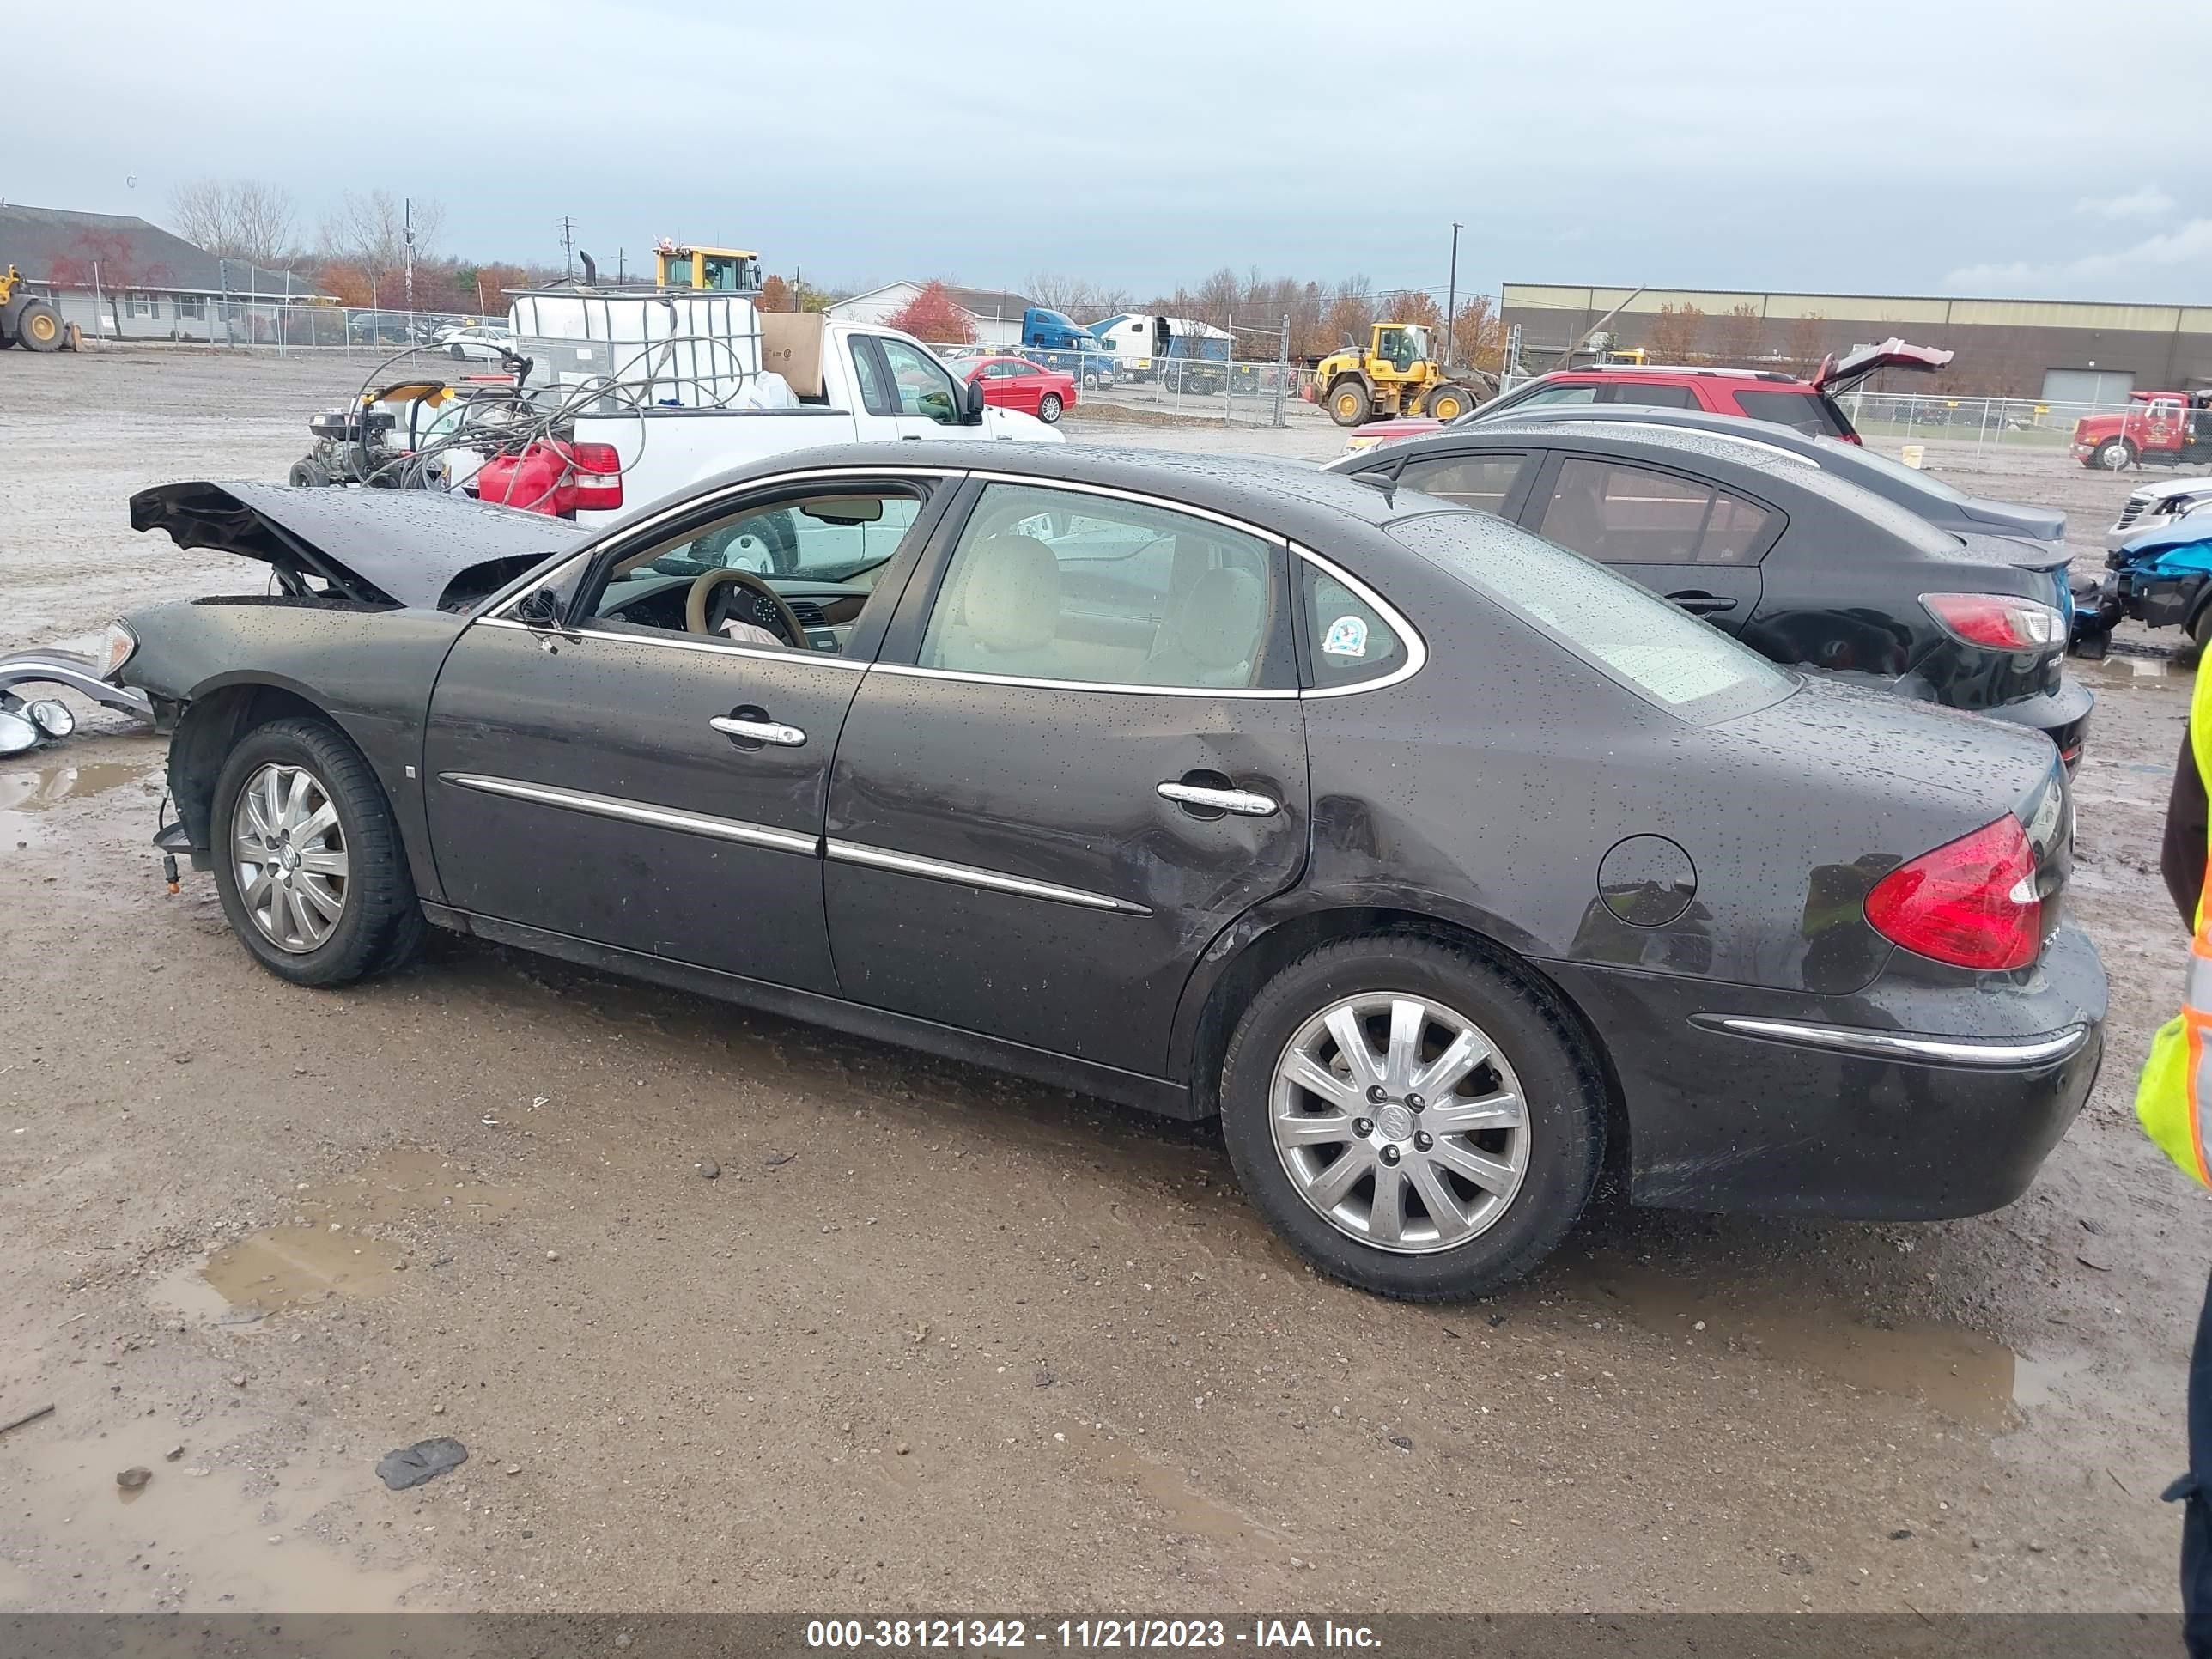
[
  {"left": 1733, "top": 388, "right": 1850, "bottom": 437},
  {"left": 1386, "top": 510, "right": 1794, "bottom": 724},
  {"left": 1814, "top": 435, "right": 1971, "bottom": 503}
]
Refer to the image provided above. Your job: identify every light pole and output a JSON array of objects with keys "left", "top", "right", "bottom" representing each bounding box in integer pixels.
[{"left": 1444, "top": 222, "right": 1462, "bottom": 367}]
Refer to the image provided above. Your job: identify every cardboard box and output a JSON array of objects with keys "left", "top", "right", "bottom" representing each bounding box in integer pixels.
[{"left": 760, "top": 312, "right": 825, "bottom": 401}]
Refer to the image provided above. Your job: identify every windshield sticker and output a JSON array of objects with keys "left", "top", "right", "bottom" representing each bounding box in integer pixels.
[{"left": 1322, "top": 615, "right": 1369, "bottom": 658}]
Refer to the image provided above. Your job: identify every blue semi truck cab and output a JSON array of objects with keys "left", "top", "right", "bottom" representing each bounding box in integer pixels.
[{"left": 1019, "top": 307, "right": 1116, "bottom": 387}]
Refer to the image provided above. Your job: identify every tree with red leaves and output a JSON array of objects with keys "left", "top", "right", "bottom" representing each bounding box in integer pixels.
[{"left": 884, "top": 281, "right": 975, "bottom": 345}]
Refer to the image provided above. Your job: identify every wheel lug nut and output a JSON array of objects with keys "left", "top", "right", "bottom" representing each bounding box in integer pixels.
[
  {"left": 1379, "top": 1145, "right": 1401, "bottom": 1166},
  {"left": 1366, "top": 1085, "right": 1387, "bottom": 1104},
  {"left": 1413, "top": 1131, "right": 1432, "bottom": 1152},
  {"left": 1407, "top": 1092, "right": 1425, "bottom": 1111},
  {"left": 1353, "top": 1118, "right": 1373, "bottom": 1139}
]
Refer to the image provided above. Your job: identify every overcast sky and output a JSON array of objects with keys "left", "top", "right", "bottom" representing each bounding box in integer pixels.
[{"left": 15, "top": 0, "right": 2209, "bottom": 305}]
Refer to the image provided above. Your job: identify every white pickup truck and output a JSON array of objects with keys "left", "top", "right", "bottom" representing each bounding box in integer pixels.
[{"left": 438, "top": 301, "right": 1060, "bottom": 529}]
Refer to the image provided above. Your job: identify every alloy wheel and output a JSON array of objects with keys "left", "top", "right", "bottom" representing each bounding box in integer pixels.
[
  {"left": 233, "top": 763, "right": 349, "bottom": 953},
  {"left": 1269, "top": 992, "right": 1529, "bottom": 1254}
]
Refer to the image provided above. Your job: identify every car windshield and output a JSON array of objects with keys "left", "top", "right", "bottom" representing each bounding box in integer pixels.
[
  {"left": 1814, "top": 436, "right": 1971, "bottom": 504},
  {"left": 1386, "top": 509, "right": 1794, "bottom": 723}
]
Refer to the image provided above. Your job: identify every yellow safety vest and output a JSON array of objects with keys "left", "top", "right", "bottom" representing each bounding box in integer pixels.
[{"left": 2138, "top": 660, "right": 2212, "bottom": 1188}]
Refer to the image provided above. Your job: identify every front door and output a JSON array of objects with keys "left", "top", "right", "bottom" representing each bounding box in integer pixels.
[
  {"left": 823, "top": 479, "right": 1310, "bottom": 1077},
  {"left": 422, "top": 472, "right": 953, "bottom": 993},
  {"left": 1518, "top": 451, "right": 1778, "bottom": 636},
  {"left": 872, "top": 333, "right": 975, "bottom": 442}
]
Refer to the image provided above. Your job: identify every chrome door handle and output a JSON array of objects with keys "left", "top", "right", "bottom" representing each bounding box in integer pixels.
[
  {"left": 1157, "top": 781, "right": 1279, "bottom": 817},
  {"left": 710, "top": 716, "right": 806, "bottom": 747}
]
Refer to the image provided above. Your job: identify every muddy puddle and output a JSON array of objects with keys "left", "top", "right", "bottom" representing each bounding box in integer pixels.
[
  {"left": 157, "top": 1150, "right": 518, "bottom": 1324},
  {"left": 3, "top": 1434, "right": 429, "bottom": 1613},
  {"left": 1571, "top": 1253, "right": 2024, "bottom": 1426},
  {"left": 0, "top": 758, "right": 157, "bottom": 845}
]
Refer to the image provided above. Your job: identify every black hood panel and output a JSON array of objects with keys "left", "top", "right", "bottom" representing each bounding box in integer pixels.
[{"left": 130, "top": 482, "right": 585, "bottom": 611}]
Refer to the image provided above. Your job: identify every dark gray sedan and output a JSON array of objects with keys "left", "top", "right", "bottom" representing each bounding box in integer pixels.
[{"left": 109, "top": 444, "right": 2103, "bottom": 1299}]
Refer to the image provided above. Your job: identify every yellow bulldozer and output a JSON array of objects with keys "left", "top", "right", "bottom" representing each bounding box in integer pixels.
[
  {"left": 0, "top": 265, "right": 71, "bottom": 352},
  {"left": 1314, "top": 323, "right": 1472, "bottom": 426}
]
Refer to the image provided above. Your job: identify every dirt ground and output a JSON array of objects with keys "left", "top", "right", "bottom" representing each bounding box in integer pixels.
[{"left": 3, "top": 347, "right": 2210, "bottom": 1616}]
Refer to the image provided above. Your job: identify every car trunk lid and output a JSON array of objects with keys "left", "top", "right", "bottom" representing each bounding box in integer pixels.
[{"left": 1809, "top": 337, "right": 1954, "bottom": 392}]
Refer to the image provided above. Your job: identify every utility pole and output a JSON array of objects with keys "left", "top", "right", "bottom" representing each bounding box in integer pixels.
[
  {"left": 403, "top": 197, "right": 416, "bottom": 313},
  {"left": 1444, "top": 222, "right": 1462, "bottom": 366},
  {"left": 559, "top": 216, "right": 577, "bottom": 279}
]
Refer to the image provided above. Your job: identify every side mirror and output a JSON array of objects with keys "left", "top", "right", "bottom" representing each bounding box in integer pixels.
[
  {"left": 514, "top": 586, "right": 563, "bottom": 627},
  {"left": 960, "top": 379, "right": 987, "bottom": 425}
]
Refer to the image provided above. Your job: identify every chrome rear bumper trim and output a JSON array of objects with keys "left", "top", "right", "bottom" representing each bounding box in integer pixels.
[{"left": 1692, "top": 1015, "right": 2092, "bottom": 1069}]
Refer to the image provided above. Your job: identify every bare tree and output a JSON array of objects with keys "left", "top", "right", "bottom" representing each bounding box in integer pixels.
[
  {"left": 169, "top": 178, "right": 297, "bottom": 264},
  {"left": 1709, "top": 301, "right": 1764, "bottom": 367},
  {"left": 320, "top": 191, "right": 446, "bottom": 273},
  {"left": 1782, "top": 311, "right": 1828, "bottom": 377},
  {"left": 1645, "top": 302, "right": 1705, "bottom": 363},
  {"left": 1026, "top": 272, "right": 1097, "bottom": 319}
]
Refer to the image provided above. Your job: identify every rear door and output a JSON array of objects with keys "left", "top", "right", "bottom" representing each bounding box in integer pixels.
[
  {"left": 821, "top": 477, "right": 1309, "bottom": 1077},
  {"left": 1518, "top": 451, "right": 1781, "bottom": 635}
]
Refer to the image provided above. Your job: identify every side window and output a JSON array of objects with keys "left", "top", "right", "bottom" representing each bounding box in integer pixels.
[
  {"left": 1536, "top": 458, "right": 1778, "bottom": 567},
  {"left": 878, "top": 337, "right": 963, "bottom": 423},
  {"left": 1301, "top": 564, "right": 1409, "bottom": 690},
  {"left": 1511, "top": 382, "right": 1600, "bottom": 409},
  {"left": 1618, "top": 384, "right": 1698, "bottom": 409},
  {"left": 582, "top": 487, "right": 927, "bottom": 653},
  {"left": 1395, "top": 452, "right": 1528, "bottom": 518},
  {"left": 850, "top": 341, "right": 897, "bottom": 418},
  {"left": 920, "top": 483, "right": 1281, "bottom": 690},
  {"left": 1733, "top": 389, "right": 1848, "bottom": 437}
]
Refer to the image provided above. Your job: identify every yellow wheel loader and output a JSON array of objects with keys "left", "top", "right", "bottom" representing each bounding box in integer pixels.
[
  {"left": 0, "top": 266, "right": 71, "bottom": 352},
  {"left": 1314, "top": 323, "right": 1472, "bottom": 427}
]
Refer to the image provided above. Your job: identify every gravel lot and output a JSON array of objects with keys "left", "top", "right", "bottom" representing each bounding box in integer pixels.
[{"left": 2, "top": 347, "right": 2207, "bottom": 1615}]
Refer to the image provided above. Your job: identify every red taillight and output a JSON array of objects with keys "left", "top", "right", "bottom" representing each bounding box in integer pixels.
[
  {"left": 1863, "top": 816, "right": 2040, "bottom": 971},
  {"left": 569, "top": 441, "right": 623, "bottom": 510},
  {"left": 1920, "top": 592, "right": 2065, "bottom": 652}
]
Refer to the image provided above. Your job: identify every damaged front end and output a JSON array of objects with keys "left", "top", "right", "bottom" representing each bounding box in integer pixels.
[{"left": 0, "top": 632, "right": 157, "bottom": 752}]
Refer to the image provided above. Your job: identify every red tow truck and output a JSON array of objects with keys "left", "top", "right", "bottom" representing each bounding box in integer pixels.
[{"left": 2072, "top": 390, "right": 2212, "bottom": 471}]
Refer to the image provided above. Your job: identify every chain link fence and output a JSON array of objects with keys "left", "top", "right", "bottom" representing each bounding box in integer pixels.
[
  {"left": 1834, "top": 388, "right": 2139, "bottom": 459},
  {"left": 53, "top": 292, "right": 499, "bottom": 358},
  {"left": 1073, "top": 318, "right": 1298, "bottom": 428}
]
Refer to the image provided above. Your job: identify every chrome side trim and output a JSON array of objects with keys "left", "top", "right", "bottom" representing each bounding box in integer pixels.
[
  {"left": 1291, "top": 541, "right": 1429, "bottom": 698},
  {"left": 475, "top": 615, "right": 867, "bottom": 671},
  {"left": 441, "top": 773, "right": 819, "bottom": 855},
  {"left": 0, "top": 653, "right": 155, "bottom": 720},
  {"left": 870, "top": 662, "right": 1297, "bottom": 699},
  {"left": 826, "top": 838, "right": 1151, "bottom": 915},
  {"left": 1692, "top": 1014, "right": 2092, "bottom": 1070}
]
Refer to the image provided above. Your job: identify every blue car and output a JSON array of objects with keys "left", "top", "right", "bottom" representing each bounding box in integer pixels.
[{"left": 2087, "top": 512, "right": 2212, "bottom": 653}]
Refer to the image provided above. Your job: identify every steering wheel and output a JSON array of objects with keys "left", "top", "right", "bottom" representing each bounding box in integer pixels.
[{"left": 685, "top": 567, "right": 809, "bottom": 647}]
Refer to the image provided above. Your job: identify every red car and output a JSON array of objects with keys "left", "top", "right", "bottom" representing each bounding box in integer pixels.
[
  {"left": 1344, "top": 338, "right": 1952, "bottom": 455},
  {"left": 953, "top": 355, "right": 1077, "bottom": 424}
]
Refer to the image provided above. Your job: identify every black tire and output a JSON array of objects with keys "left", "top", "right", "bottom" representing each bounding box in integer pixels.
[
  {"left": 288, "top": 458, "right": 333, "bottom": 487},
  {"left": 2091, "top": 438, "right": 2135, "bottom": 471},
  {"left": 1037, "top": 392, "right": 1064, "bottom": 423},
  {"left": 1328, "top": 379, "right": 1371, "bottom": 427},
  {"left": 15, "top": 300, "right": 64, "bottom": 352},
  {"left": 209, "top": 717, "right": 424, "bottom": 988},
  {"left": 1218, "top": 933, "right": 1604, "bottom": 1301}
]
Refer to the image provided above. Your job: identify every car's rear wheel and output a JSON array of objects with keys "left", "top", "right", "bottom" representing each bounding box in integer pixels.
[
  {"left": 210, "top": 718, "right": 423, "bottom": 988},
  {"left": 1038, "top": 392, "right": 1064, "bottom": 423},
  {"left": 2093, "top": 438, "right": 2136, "bottom": 471},
  {"left": 1218, "top": 934, "right": 1603, "bottom": 1300}
]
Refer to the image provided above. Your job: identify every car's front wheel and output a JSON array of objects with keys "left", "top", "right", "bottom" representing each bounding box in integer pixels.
[
  {"left": 210, "top": 718, "right": 424, "bottom": 988},
  {"left": 1219, "top": 935, "right": 1603, "bottom": 1300},
  {"left": 2092, "top": 438, "right": 2136, "bottom": 471}
]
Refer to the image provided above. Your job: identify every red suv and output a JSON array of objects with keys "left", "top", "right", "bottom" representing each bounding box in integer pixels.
[{"left": 1343, "top": 338, "right": 1952, "bottom": 455}]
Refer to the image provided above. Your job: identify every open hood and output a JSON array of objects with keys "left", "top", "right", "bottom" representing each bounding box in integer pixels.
[
  {"left": 130, "top": 482, "right": 585, "bottom": 611},
  {"left": 1810, "top": 337, "right": 1954, "bottom": 392}
]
